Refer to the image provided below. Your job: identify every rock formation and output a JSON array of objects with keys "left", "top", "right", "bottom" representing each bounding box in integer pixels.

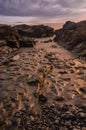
[
  {"left": 0, "top": 24, "right": 54, "bottom": 49},
  {"left": 13, "top": 24, "right": 54, "bottom": 38},
  {"left": 54, "top": 20, "right": 86, "bottom": 59}
]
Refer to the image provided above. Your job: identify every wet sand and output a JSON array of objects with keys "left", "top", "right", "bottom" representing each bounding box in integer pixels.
[{"left": 0, "top": 38, "right": 86, "bottom": 130}]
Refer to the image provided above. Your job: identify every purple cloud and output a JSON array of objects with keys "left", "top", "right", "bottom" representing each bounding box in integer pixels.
[{"left": 0, "top": 0, "right": 86, "bottom": 18}]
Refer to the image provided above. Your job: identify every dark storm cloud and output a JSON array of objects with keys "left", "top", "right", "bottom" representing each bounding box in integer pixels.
[{"left": 0, "top": 0, "right": 86, "bottom": 17}]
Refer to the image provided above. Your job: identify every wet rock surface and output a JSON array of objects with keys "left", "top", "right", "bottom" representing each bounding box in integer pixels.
[{"left": 0, "top": 37, "right": 86, "bottom": 129}]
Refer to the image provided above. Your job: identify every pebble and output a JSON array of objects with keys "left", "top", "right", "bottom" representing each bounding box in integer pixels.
[{"left": 13, "top": 55, "right": 20, "bottom": 60}]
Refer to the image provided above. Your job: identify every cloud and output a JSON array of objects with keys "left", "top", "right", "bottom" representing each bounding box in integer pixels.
[{"left": 0, "top": 0, "right": 86, "bottom": 19}]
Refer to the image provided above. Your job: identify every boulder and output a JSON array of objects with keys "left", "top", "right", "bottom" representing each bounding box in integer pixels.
[
  {"left": 54, "top": 20, "right": 86, "bottom": 59},
  {"left": 6, "top": 39, "right": 20, "bottom": 48},
  {"left": 63, "top": 21, "right": 77, "bottom": 29}
]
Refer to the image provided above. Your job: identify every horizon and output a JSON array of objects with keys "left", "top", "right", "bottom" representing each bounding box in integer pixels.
[{"left": 0, "top": 18, "right": 86, "bottom": 30}]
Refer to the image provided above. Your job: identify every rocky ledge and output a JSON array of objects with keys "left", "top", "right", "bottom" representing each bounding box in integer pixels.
[
  {"left": 54, "top": 20, "right": 86, "bottom": 59},
  {"left": 0, "top": 24, "right": 54, "bottom": 39},
  {"left": 13, "top": 24, "right": 54, "bottom": 38},
  {"left": 0, "top": 24, "right": 54, "bottom": 49}
]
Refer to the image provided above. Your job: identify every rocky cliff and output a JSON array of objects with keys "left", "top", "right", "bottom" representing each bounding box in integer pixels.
[{"left": 54, "top": 20, "right": 86, "bottom": 59}]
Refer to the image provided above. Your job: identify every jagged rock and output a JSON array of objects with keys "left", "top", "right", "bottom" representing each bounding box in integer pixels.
[
  {"left": 14, "top": 24, "right": 54, "bottom": 38},
  {"left": 0, "top": 24, "right": 53, "bottom": 49},
  {"left": 54, "top": 20, "right": 86, "bottom": 59}
]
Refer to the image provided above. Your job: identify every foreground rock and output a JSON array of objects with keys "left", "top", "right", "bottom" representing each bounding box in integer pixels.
[
  {"left": 0, "top": 41, "right": 86, "bottom": 129},
  {"left": 54, "top": 20, "right": 86, "bottom": 59}
]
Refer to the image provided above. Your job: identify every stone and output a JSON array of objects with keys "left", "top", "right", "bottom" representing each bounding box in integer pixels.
[
  {"left": 27, "top": 76, "right": 39, "bottom": 86},
  {"left": 0, "top": 40, "right": 7, "bottom": 47},
  {"left": 19, "top": 39, "right": 35, "bottom": 47},
  {"left": 54, "top": 96, "right": 64, "bottom": 101},
  {"left": 13, "top": 55, "right": 20, "bottom": 61},
  {"left": 38, "top": 94, "right": 47, "bottom": 103},
  {"left": 6, "top": 39, "right": 20, "bottom": 48},
  {"left": 30, "top": 116, "right": 35, "bottom": 121},
  {"left": 55, "top": 119, "right": 59, "bottom": 124},
  {"left": 79, "top": 87, "right": 86, "bottom": 93}
]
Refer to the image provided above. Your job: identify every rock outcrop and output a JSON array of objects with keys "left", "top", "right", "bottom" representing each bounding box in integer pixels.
[
  {"left": 0, "top": 24, "right": 18, "bottom": 40},
  {"left": 0, "top": 24, "right": 20, "bottom": 48},
  {"left": 63, "top": 21, "right": 77, "bottom": 29},
  {"left": 0, "top": 24, "right": 54, "bottom": 49},
  {"left": 0, "top": 25, "right": 36, "bottom": 48},
  {"left": 13, "top": 24, "right": 54, "bottom": 38},
  {"left": 54, "top": 20, "right": 86, "bottom": 59}
]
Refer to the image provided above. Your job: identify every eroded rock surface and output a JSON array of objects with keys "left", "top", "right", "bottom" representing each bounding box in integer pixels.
[{"left": 0, "top": 38, "right": 86, "bottom": 129}]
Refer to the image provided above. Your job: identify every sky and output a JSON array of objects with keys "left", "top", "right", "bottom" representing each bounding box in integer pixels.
[{"left": 0, "top": 0, "right": 86, "bottom": 24}]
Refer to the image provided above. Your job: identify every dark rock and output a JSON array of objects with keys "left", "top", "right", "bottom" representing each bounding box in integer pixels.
[
  {"left": 27, "top": 79, "right": 39, "bottom": 86},
  {"left": 43, "top": 39, "right": 52, "bottom": 43},
  {"left": 67, "top": 115, "right": 76, "bottom": 121},
  {"left": 79, "top": 87, "right": 86, "bottom": 93},
  {"left": 54, "top": 20, "right": 86, "bottom": 59},
  {"left": 51, "top": 45, "right": 57, "bottom": 48},
  {"left": 54, "top": 96, "right": 64, "bottom": 101},
  {"left": 38, "top": 94, "right": 47, "bottom": 103},
  {"left": 0, "top": 24, "right": 54, "bottom": 50},
  {"left": 19, "top": 39, "right": 36, "bottom": 47},
  {"left": 6, "top": 39, "right": 20, "bottom": 48},
  {"left": 0, "top": 24, "right": 19, "bottom": 41},
  {"left": 27, "top": 76, "right": 39, "bottom": 86},
  {"left": 63, "top": 21, "right": 77, "bottom": 29},
  {"left": 59, "top": 70, "right": 67, "bottom": 74},
  {"left": 14, "top": 24, "right": 54, "bottom": 38}
]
